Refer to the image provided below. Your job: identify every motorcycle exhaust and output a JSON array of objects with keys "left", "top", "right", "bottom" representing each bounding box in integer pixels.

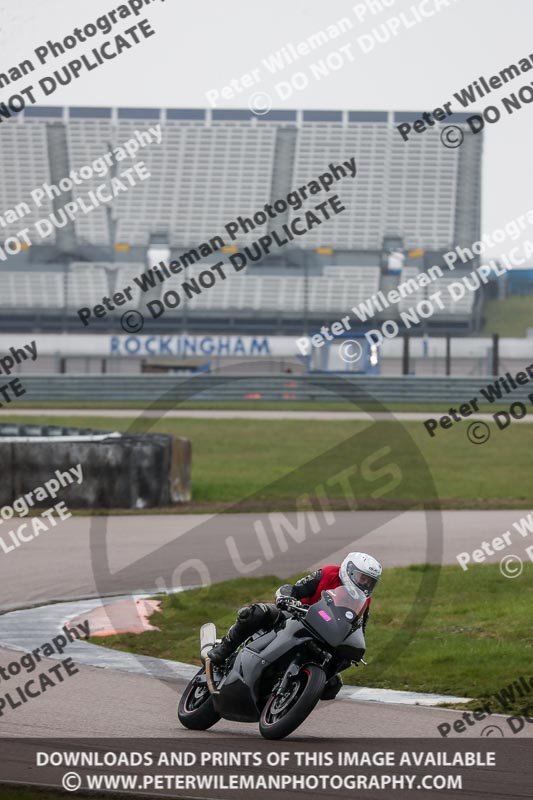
[
  {"left": 200, "top": 622, "right": 217, "bottom": 663},
  {"left": 205, "top": 656, "right": 220, "bottom": 695},
  {"left": 201, "top": 624, "right": 221, "bottom": 696}
]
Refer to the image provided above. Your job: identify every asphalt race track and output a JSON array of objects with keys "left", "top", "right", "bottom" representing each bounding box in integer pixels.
[
  {"left": 0, "top": 510, "right": 527, "bottom": 611},
  {"left": 0, "top": 642, "right": 522, "bottom": 740}
]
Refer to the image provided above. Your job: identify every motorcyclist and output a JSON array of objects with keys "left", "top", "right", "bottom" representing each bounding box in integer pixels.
[{"left": 207, "top": 552, "right": 382, "bottom": 700}]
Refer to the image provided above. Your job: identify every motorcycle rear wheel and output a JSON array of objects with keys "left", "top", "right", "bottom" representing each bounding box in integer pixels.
[
  {"left": 259, "top": 664, "right": 326, "bottom": 740},
  {"left": 178, "top": 667, "right": 221, "bottom": 730}
]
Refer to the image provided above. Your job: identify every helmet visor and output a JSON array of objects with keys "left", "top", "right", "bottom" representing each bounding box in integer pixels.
[{"left": 345, "top": 563, "right": 378, "bottom": 596}]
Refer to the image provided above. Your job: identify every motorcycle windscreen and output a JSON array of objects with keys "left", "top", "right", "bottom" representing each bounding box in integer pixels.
[{"left": 304, "top": 587, "right": 368, "bottom": 648}]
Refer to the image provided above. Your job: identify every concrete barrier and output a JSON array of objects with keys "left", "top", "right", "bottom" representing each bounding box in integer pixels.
[{"left": 0, "top": 424, "right": 192, "bottom": 508}]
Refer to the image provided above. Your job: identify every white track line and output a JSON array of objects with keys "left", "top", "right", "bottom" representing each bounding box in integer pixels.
[{"left": 1, "top": 408, "right": 530, "bottom": 422}]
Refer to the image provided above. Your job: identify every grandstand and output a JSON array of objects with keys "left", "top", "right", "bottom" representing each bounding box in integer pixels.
[
  {"left": 398, "top": 267, "right": 479, "bottom": 320},
  {"left": 0, "top": 260, "right": 483, "bottom": 336},
  {"left": 0, "top": 106, "right": 484, "bottom": 336},
  {"left": 0, "top": 119, "right": 56, "bottom": 243}
]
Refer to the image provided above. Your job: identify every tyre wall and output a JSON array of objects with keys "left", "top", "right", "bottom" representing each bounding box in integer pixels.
[{"left": 0, "top": 424, "right": 192, "bottom": 508}]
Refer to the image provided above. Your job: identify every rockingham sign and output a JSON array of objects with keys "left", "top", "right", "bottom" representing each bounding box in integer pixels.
[
  {"left": 109, "top": 335, "right": 275, "bottom": 358},
  {"left": 1, "top": 333, "right": 532, "bottom": 368},
  {"left": 0, "top": 334, "right": 297, "bottom": 360}
]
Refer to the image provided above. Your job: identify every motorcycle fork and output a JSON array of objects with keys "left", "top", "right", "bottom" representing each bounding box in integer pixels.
[
  {"left": 275, "top": 644, "right": 334, "bottom": 695},
  {"left": 275, "top": 662, "right": 302, "bottom": 696}
]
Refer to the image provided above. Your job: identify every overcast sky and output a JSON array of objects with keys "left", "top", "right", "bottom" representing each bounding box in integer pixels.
[{"left": 1, "top": 0, "right": 532, "bottom": 248}]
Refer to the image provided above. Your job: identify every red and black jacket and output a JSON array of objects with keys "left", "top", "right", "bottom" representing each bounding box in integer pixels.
[{"left": 277, "top": 565, "right": 371, "bottom": 632}]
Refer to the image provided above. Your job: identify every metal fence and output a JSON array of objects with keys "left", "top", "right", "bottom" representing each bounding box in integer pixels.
[{"left": 10, "top": 374, "right": 532, "bottom": 406}]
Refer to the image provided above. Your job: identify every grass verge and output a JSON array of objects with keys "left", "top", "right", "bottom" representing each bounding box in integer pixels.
[
  {"left": 90, "top": 564, "right": 533, "bottom": 713},
  {"left": 2, "top": 415, "right": 532, "bottom": 510},
  {"left": 481, "top": 296, "right": 533, "bottom": 337}
]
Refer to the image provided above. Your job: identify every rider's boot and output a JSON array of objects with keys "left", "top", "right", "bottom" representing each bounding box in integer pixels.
[
  {"left": 207, "top": 633, "right": 239, "bottom": 665},
  {"left": 207, "top": 604, "right": 279, "bottom": 666},
  {"left": 321, "top": 673, "right": 343, "bottom": 700},
  {"left": 206, "top": 612, "right": 249, "bottom": 665}
]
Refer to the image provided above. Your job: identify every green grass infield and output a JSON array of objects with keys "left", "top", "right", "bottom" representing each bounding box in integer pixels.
[{"left": 2, "top": 414, "right": 531, "bottom": 510}]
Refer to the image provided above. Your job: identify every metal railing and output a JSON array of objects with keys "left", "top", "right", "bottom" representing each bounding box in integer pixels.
[{"left": 9, "top": 373, "right": 530, "bottom": 406}]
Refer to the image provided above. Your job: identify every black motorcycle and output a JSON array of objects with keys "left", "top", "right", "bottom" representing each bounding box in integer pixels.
[{"left": 178, "top": 586, "right": 367, "bottom": 739}]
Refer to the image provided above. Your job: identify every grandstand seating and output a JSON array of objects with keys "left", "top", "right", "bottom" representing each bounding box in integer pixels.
[
  {"left": 119, "top": 123, "right": 277, "bottom": 248},
  {"left": 399, "top": 266, "right": 475, "bottom": 315},
  {"left": 291, "top": 121, "right": 389, "bottom": 251},
  {"left": 387, "top": 135, "right": 458, "bottom": 252},
  {"left": 0, "top": 108, "right": 481, "bottom": 332},
  {"left": 113, "top": 264, "right": 154, "bottom": 306},
  {"left": 0, "top": 121, "right": 56, "bottom": 243},
  {"left": 398, "top": 266, "right": 425, "bottom": 310},
  {"left": 0, "top": 271, "right": 64, "bottom": 307},
  {"left": 0, "top": 107, "right": 481, "bottom": 256},
  {"left": 66, "top": 120, "right": 113, "bottom": 246},
  {"left": 0, "top": 260, "right": 478, "bottom": 326},
  {"left": 65, "top": 118, "right": 278, "bottom": 248},
  {"left": 165, "top": 266, "right": 381, "bottom": 313},
  {"left": 66, "top": 264, "right": 109, "bottom": 307}
]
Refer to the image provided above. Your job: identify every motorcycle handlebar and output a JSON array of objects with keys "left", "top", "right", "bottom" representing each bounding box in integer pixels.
[{"left": 287, "top": 602, "right": 308, "bottom": 616}]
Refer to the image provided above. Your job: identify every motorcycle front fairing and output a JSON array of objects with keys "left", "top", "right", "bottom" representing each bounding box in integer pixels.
[
  {"left": 212, "top": 617, "right": 314, "bottom": 723},
  {"left": 303, "top": 587, "right": 368, "bottom": 661}
]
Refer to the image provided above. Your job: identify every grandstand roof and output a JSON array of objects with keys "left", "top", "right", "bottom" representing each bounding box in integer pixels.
[{"left": 18, "top": 107, "right": 476, "bottom": 124}]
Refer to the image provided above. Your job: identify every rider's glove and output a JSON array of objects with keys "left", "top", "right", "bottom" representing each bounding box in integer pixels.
[{"left": 276, "top": 596, "right": 301, "bottom": 611}]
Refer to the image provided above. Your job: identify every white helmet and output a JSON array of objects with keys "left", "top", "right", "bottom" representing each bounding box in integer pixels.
[{"left": 339, "top": 552, "right": 382, "bottom": 597}]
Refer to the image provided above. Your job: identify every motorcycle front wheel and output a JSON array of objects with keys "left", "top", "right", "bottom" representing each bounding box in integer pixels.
[
  {"left": 259, "top": 664, "right": 326, "bottom": 740},
  {"left": 178, "top": 667, "right": 221, "bottom": 730}
]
